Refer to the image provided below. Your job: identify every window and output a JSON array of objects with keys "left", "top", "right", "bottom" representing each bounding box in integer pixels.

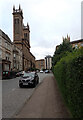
[
  {"left": 14, "top": 19, "right": 19, "bottom": 24},
  {"left": 81, "top": 43, "right": 83, "bottom": 46},
  {"left": 5, "top": 42, "right": 7, "bottom": 48},
  {"left": 0, "top": 49, "right": 2, "bottom": 58},
  {"left": 7, "top": 43, "right": 11, "bottom": 50},
  {"left": 5, "top": 53, "right": 10, "bottom": 61},
  {"left": 26, "top": 33, "right": 27, "bottom": 37},
  {"left": 14, "top": 63, "right": 16, "bottom": 68},
  {"left": 14, "top": 19, "right": 16, "bottom": 24},
  {"left": 0, "top": 37, "right": 2, "bottom": 45},
  {"left": 14, "top": 19, "right": 19, "bottom": 34},
  {"left": 14, "top": 53, "right": 16, "bottom": 58},
  {"left": 41, "top": 61, "right": 43, "bottom": 65},
  {"left": 24, "top": 33, "right": 26, "bottom": 38},
  {"left": 5, "top": 64, "right": 9, "bottom": 71},
  {"left": 17, "top": 19, "right": 19, "bottom": 24},
  {"left": 75, "top": 44, "right": 78, "bottom": 49},
  {"left": 24, "top": 33, "right": 27, "bottom": 39},
  {"left": 39, "top": 63, "right": 40, "bottom": 68}
]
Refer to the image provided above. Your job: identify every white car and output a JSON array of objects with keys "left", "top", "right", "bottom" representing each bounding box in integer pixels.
[{"left": 40, "top": 70, "right": 43, "bottom": 73}]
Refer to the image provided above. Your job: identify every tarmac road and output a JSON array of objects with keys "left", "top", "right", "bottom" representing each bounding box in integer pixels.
[{"left": 2, "top": 72, "right": 48, "bottom": 118}]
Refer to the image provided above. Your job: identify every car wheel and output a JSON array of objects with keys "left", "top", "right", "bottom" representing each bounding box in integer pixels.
[
  {"left": 33, "top": 82, "right": 36, "bottom": 88},
  {"left": 37, "top": 79, "right": 39, "bottom": 84},
  {"left": 19, "top": 84, "right": 23, "bottom": 88}
]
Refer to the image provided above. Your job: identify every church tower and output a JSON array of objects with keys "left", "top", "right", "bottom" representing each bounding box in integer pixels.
[
  {"left": 12, "top": 5, "right": 23, "bottom": 48},
  {"left": 12, "top": 5, "right": 35, "bottom": 71},
  {"left": 23, "top": 23, "right": 30, "bottom": 49}
]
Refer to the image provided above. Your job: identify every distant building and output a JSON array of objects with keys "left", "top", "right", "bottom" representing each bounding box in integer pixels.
[
  {"left": 36, "top": 59, "right": 45, "bottom": 70},
  {"left": 0, "top": 29, "right": 12, "bottom": 72},
  {"left": 56, "top": 35, "right": 83, "bottom": 50},
  {"left": 12, "top": 5, "right": 35, "bottom": 71},
  {"left": 71, "top": 39, "right": 83, "bottom": 49},
  {"left": 45, "top": 55, "right": 52, "bottom": 70}
]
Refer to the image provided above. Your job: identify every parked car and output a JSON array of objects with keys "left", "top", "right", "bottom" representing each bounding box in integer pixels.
[
  {"left": 2, "top": 71, "right": 16, "bottom": 79},
  {"left": 36, "top": 70, "right": 39, "bottom": 73},
  {"left": 40, "top": 70, "right": 43, "bottom": 73},
  {"left": 16, "top": 71, "right": 25, "bottom": 77},
  {"left": 2, "top": 71, "right": 10, "bottom": 79},
  {"left": 45, "top": 70, "right": 50, "bottom": 73},
  {"left": 19, "top": 72, "right": 39, "bottom": 88}
]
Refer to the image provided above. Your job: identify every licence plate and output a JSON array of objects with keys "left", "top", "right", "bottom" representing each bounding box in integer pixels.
[{"left": 23, "top": 83, "right": 28, "bottom": 85}]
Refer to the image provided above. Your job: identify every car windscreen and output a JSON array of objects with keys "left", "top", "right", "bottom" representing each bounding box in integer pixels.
[{"left": 22, "top": 73, "right": 35, "bottom": 78}]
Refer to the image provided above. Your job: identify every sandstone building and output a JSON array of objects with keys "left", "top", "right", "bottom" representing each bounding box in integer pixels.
[
  {"left": 62, "top": 35, "right": 83, "bottom": 49},
  {"left": 36, "top": 56, "right": 52, "bottom": 71},
  {"left": 70, "top": 39, "right": 83, "bottom": 49},
  {"left": 0, "top": 29, "right": 12, "bottom": 72},
  {"left": 12, "top": 44, "right": 22, "bottom": 71},
  {"left": 0, "top": 29, "right": 23, "bottom": 72},
  {"left": 36, "top": 59, "right": 45, "bottom": 70},
  {"left": 12, "top": 5, "right": 35, "bottom": 71}
]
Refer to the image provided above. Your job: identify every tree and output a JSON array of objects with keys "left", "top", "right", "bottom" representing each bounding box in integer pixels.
[{"left": 52, "top": 38, "right": 73, "bottom": 66}]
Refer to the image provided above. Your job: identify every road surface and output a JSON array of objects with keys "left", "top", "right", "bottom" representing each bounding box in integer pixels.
[{"left": 2, "top": 72, "right": 48, "bottom": 118}]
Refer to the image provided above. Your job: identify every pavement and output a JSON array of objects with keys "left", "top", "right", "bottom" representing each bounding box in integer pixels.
[{"left": 14, "top": 73, "right": 71, "bottom": 118}]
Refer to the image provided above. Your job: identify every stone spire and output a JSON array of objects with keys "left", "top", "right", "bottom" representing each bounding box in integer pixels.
[
  {"left": 19, "top": 4, "right": 21, "bottom": 10},
  {"left": 13, "top": 5, "right": 15, "bottom": 12}
]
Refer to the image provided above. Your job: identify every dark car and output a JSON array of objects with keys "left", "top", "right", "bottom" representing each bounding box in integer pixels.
[
  {"left": 19, "top": 72, "right": 39, "bottom": 88},
  {"left": 2, "top": 71, "right": 16, "bottom": 79},
  {"left": 45, "top": 70, "right": 50, "bottom": 73},
  {"left": 2, "top": 71, "right": 10, "bottom": 79}
]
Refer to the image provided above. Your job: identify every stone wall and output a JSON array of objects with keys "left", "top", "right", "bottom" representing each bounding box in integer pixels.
[{"left": 36, "top": 59, "right": 45, "bottom": 70}]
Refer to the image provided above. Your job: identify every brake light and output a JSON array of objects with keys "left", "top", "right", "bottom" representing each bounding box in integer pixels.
[{"left": 8, "top": 72, "right": 10, "bottom": 75}]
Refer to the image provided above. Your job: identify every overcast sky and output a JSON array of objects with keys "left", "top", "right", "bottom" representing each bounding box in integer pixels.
[{"left": 0, "top": 0, "right": 82, "bottom": 60}]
